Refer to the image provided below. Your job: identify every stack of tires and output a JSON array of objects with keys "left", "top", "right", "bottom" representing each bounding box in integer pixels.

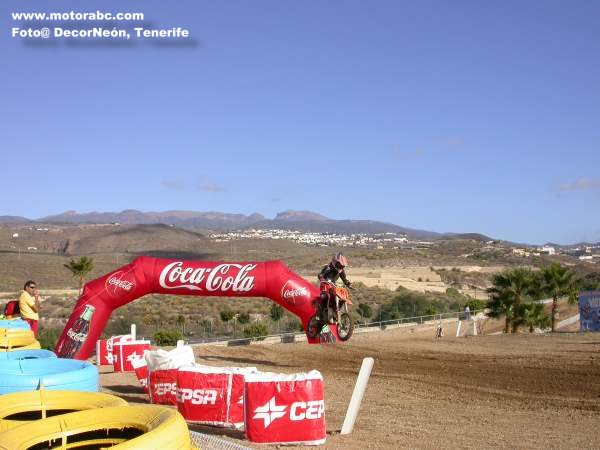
[
  {"left": 0, "top": 320, "right": 40, "bottom": 351},
  {"left": 0, "top": 342, "right": 197, "bottom": 449}
]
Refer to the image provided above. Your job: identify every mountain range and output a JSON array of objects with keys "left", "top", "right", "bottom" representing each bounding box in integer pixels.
[{"left": 0, "top": 209, "right": 489, "bottom": 241}]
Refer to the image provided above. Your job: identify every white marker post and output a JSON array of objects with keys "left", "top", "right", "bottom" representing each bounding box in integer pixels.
[
  {"left": 130, "top": 323, "right": 136, "bottom": 341},
  {"left": 341, "top": 357, "right": 374, "bottom": 435}
]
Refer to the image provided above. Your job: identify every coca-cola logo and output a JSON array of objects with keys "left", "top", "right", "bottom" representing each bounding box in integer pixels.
[
  {"left": 281, "top": 280, "right": 310, "bottom": 306},
  {"left": 105, "top": 270, "right": 136, "bottom": 297},
  {"left": 67, "top": 328, "right": 88, "bottom": 343},
  {"left": 158, "top": 262, "right": 257, "bottom": 292}
]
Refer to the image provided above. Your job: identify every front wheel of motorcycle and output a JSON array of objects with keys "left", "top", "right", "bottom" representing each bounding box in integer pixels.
[
  {"left": 307, "top": 315, "right": 322, "bottom": 339},
  {"left": 337, "top": 312, "right": 354, "bottom": 341}
]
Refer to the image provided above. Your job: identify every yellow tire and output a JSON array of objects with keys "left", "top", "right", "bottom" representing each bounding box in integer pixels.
[
  {"left": 0, "top": 335, "right": 41, "bottom": 352},
  {"left": 0, "top": 328, "right": 34, "bottom": 340},
  {"left": 0, "top": 405, "right": 197, "bottom": 449},
  {"left": 0, "top": 335, "right": 40, "bottom": 351},
  {"left": 0, "top": 390, "right": 128, "bottom": 432}
]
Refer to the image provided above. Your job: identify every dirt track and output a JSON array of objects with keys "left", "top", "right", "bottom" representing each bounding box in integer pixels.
[{"left": 101, "top": 329, "right": 600, "bottom": 449}]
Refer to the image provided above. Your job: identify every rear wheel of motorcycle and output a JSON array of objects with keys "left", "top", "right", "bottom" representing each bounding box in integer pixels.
[
  {"left": 307, "top": 315, "right": 321, "bottom": 339},
  {"left": 337, "top": 312, "right": 354, "bottom": 341}
]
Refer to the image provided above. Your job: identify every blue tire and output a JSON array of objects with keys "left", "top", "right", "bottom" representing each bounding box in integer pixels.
[
  {"left": 0, "top": 319, "right": 30, "bottom": 330},
  {"left": 0, "top": 358, "right": 98, "bottom": 394},
  {"left": 0, "top": 349, "right": 56, "bottom": 361}
]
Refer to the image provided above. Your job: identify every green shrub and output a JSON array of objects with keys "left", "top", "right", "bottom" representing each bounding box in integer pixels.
[
  {"left": 238, "top": 312, "right": 250, "bottom": 324},
  {"left": 357, "top": 303, "right": 373, "bottom": 319},
  {"left": 153, "top": 329, "right": 183, "bottom": 346},
  {"left": 269, "top": 304, "right": 283, "bottom": 321},
  {"left": 38, "top": 328, "right": 62, "bottom": 351},
  {"left": 220, "top": 308, "right": 235, "bottom": 322},
  {"left": 243, "top": 324, "right": 269, "bottom": 340},
  {"left": 424, "top": 305, "right": 438, "bottom": 316},
  {"left": 464, "top": 298, "right": 487, "bottom": 312},
  {"left": 446, "top": 287, "right": 461, "bottom": 297}
]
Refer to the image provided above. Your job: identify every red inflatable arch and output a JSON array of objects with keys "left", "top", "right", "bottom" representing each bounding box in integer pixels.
[{"left": 55, "top": 256, "right": 332, "bottom": 360}]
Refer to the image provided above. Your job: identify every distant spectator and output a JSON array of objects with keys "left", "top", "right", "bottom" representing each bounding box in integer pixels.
[
  {"left": 19, "top": 280, "right": 40, "bottom": 336},
  {"left": 435, "top": 324, "right": 444, "bottom": 339},
  {"left": 464, "top": 305, "right": 471, "bottom": 321}
]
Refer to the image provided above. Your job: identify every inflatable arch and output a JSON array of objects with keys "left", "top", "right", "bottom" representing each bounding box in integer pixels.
[{"left": 56, "top": 256, "right": 330, "bottom": 360}]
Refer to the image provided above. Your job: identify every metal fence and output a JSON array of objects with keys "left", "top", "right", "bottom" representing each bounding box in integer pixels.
[
  {"left": 190, "top": 431, "right": 251, "bottom": 450},
  {"left": 354, "top": 309, "right": 486, "bottom": 330},
  {"left": 189, "top": 309, "right": 487, "bottom": 347}
]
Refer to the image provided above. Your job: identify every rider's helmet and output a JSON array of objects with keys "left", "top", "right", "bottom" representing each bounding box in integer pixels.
[{"left": 331, "top": 252, "right": 348, "bottom": 272}]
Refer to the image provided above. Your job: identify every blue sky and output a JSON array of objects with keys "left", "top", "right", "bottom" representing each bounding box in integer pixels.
[{"left": 1, "top": 0, "right": 599, "bottom": 244}]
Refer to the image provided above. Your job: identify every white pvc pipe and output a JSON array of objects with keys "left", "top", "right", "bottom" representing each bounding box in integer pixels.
[
  {"left": 456, "top": 320, "right": 462, "bottom": 337},
  {"left": 130, "top": 323, "right": 136, "bottom": 341},
  {"left": 341, "top": 357, "right": 374, "bottom": 435}
]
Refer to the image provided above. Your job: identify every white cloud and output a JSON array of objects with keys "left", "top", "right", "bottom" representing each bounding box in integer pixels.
[
  {"left": 160, "top": 180, "right": 187, "bottom": 191},
  {"left": 558, "top": 177, "right": 600, "bottom": 191},
  {"left": 197, "top": 183, "right": 226, "bottom": 193}
]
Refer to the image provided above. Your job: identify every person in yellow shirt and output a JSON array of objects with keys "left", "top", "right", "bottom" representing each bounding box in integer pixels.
[{"left": 19, "top": 280, "right": 40, "bottom": 336}]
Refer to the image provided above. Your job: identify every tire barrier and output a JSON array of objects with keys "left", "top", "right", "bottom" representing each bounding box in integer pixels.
[
  {"left": 0, "top": 328, "right": 34, "bottom": 339},
  {"left": 0, "top": 319, "right": 30, "bottom": 330},
  {"left": 0, "top": 405, "right": 197, "bottom": 450},
  {"left": 0, "top": 390, "right": 127, "bottom": 432},
  {"left": 244, "top": 370, "right": 326, "bottom": 445},
  {"left": 146, "top": 346, "right": 195, "bottom": 405},
  {"left": 177, "top": 365, "right": 258, "bottom": 429},
  {"left": 0, "top": 349, "right": 56, "bottom": 361},
  {"left": 113, "top": 340, "right": 151, "bottom": 372},
  {"left": 0, "top": 333, "right": 40, "bottom": 351},
  {"left": 0, "top": 358, "right": 98, "bottom": 394}
]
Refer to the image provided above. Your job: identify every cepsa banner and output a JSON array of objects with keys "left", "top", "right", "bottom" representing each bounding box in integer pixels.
[
  {"left": 177, "top": 365, "right": 258, "bottom": 428},
  {"left": 244, "top": 370, "right": 326, "bottom": 445},
  {"left": 580, "top": 291, "right": 600, "bottom": 332}
]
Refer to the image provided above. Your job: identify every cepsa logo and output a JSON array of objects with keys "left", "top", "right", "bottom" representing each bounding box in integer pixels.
[
  {"left": 253, "top": 396, "right": 325, "bottom": 428},
  {"left": 153, "top": 382, "right": 177, "bottom": 396},
  {"left": 280, "top": 280, "right": 310, "bottom": 306},
  {"left": 176, "top": 388, "right": 218, "bottom": 405},
  {"left": 105, "top": 270, "right": 136, "bottom": 297}
]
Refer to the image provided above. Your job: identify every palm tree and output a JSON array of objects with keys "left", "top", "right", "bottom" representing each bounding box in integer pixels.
[
  {"left": 487, "top": 268, "right": 537, "bottom": 333},
  {"left": 63, "top": 256, "right": 95, "bottom": 296},
  {"left": 522, "top": 303, "right": 551, "bottom": 333},
  {"left": 541, "top": 263, "right": 579, "bottom": 332},
  {"left": 487, "top": 289, "right": 514, "bottom": 334}
]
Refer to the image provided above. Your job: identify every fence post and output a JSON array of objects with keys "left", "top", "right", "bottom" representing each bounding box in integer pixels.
[{"left": 341, "top": 357, "right": 375, "bottom": 435}]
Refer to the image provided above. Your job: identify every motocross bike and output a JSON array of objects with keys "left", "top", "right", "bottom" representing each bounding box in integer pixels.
[{"left": 307, "top": 281, "right": 354, "bottom": 341}]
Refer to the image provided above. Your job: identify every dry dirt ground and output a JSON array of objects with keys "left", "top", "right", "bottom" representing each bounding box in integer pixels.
[{"left": 100, "top": 328, "right": 600, "bottom": 450}]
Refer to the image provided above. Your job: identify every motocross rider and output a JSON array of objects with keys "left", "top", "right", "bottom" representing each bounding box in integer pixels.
[{"left": 318, "top": 252, "right": 353, "bottom": 322}]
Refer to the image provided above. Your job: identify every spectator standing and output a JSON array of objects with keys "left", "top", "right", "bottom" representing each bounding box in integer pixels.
[
  {"left": 19, "top": 280, "right": 40, "bottom": 336},
  {"left": 464, "top": 305, "right": 471, "bottom": 321}
]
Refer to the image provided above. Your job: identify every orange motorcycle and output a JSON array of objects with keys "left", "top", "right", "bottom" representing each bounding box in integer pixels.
[{"left": 307, "top": 281, "right": 354, "bottom": 341}]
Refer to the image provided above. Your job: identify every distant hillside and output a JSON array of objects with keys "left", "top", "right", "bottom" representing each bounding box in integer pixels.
[
  {"left": 443, "top": 233, "right": 493, "bottom": 242},
  {"left": 0, "top": 223, "right": 210, "bottom": 258},
  {"left": 248, "top": 218, "right": 442, "bottom": 239},
  {"left": 0, "top": 208, "right": 487, "bottom": 240},
  {"left": 39, "top": 210, "right": 265, "bottom": 230},
  {"left": 0, "top": 216, "right": 30, "bottom": 224}
]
